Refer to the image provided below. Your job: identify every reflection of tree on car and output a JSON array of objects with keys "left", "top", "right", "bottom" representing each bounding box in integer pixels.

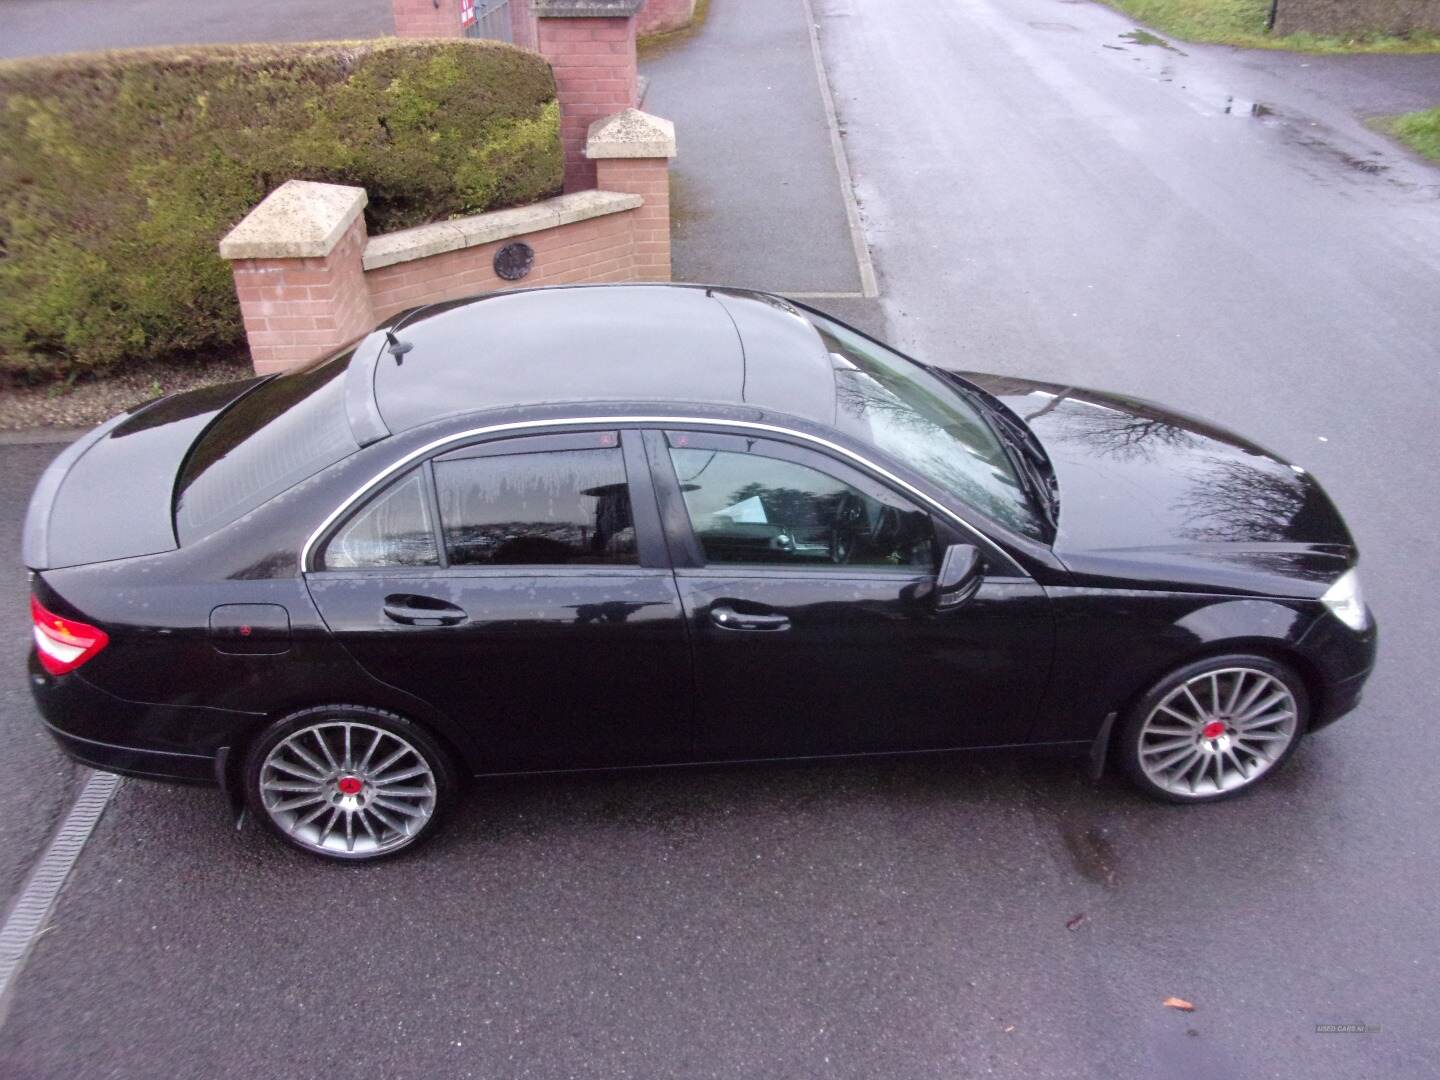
[{"left": 445, "top": 481, "right": 636, "bottom": 565}]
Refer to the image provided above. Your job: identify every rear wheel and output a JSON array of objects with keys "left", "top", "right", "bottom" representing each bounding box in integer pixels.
[
  {"left": 244, "top": 706, "right": 457, "bottom": 861},
  {"left": 1118, "top": 655, "right": 1309, "bottom": 803}
]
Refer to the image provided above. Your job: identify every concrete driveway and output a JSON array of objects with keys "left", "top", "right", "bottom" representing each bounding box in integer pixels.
[{"left": 2, "top": 1, "right": 1440, "bottom": 1077}]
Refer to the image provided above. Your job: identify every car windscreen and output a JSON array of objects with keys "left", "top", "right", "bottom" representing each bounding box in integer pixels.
[
  {"left": 809, "top": 313, "right": 1043, "bottom": 540},
  {"left": 174, "top": 351, "right": 359, "bottom": 543}
]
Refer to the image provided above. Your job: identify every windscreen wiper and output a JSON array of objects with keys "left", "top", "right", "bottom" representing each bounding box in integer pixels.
[
  {"left": 925, "top": 365, "right": 1050, "bottom": 468},
  {"left": 920, "top": 363, "right": 1059, "bottom": 531},
  {"left": 1002, "top": 429, "right": 1060, "bottom": 532}
]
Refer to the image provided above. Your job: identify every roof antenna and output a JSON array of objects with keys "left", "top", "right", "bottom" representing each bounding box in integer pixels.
[{"left": 385, "top": 330, "right": 413, "bottom": 366}]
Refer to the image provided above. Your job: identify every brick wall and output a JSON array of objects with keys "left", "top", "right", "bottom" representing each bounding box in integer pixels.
[
  {"left": 366, "top": 211, "right": 639, "bottom": 321},
  {"left": 1273, "top": 0, "right": 1440, "bottom": 35},
  {"left": 636, "top": 0, "right": 695, "bottom": 37},
  {"left": 538, "top": 16, "right": 638, "bottom": 190},
  {"left": 230, "top": 216, "right": 375, "bottom": 375}
]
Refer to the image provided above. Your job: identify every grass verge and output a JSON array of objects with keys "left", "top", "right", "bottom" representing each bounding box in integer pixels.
[
  {"left": 1379, "top": 107, "right": 1440, "bottom": 160},
  {"left": 1097, "top": 0, "right": 1440, "bottom": 53}
]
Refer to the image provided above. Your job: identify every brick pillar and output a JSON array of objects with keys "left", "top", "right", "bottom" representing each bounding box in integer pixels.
[
  {"left": 636, "top": 0, "right": 695, "bottom": 37},
  {"left": 587, "top": 109, "right": 676, "bottom": 282},
  {"left": 509, "top": 0, "right": 539, "bottom": 50},
  {"left": 391, "top": 0, "right": 466, "bottom": 37},
  {"left": 532, "top": 0, "right": 642, "bottom": 192},
  {"left": 219, "top": 181, "right": 376, "bottom": 375}
]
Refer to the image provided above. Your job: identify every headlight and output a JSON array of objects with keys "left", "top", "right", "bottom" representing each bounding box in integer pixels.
[{"left": 1322, "top": 568, "right": 1368, "bottom": 631}]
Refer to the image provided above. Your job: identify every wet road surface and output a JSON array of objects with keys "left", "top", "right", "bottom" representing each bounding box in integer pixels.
[
  {"left": 3, "top": 0, "right": 1440, "bottom": 1077},
  {"left": 815, "top": 0, "right": 1440, "bottom": 1074},
  {"left": 0, "top": 0, "right": 393, "bottom": 59}
]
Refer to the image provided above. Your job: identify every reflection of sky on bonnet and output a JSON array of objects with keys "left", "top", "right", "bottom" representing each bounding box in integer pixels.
[{"left": 1030, "top": 393, "right": 1318, "bottom": 548}]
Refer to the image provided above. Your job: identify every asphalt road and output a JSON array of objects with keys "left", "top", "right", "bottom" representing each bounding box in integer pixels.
[
  {"left": 3, "top": 1, "right": 1440, "bottom": 1077},
  {"left": 815, "top": 0, "right": 1440, "bottom": 1074},
  {"left": 0, "top": 0, "right": 393, "bottom": 58},
  {"left": 0, "top": 445, "right": 80, "bottom": 915}
]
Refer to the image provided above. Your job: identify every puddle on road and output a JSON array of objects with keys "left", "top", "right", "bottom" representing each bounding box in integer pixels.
[
  {"left": 1121, "top": 28, "right": 1185, "bottom": 54},
  {"left": 1095, "top": 40, "right": 1412, "bottom": 187},
  {"left": 1223, "top": 98, "right": 1273, "bottom": 118},
  {"left": 1059, "top": 820, "right": 1120, "bottom": 890}
]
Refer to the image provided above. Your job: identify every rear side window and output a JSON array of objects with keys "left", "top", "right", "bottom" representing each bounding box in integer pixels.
[
  {"left": 322, "top": 472, "right": 439, "bottom": 570},
  {"left": 175, "top": 354, "right": 359, "bottom": 542},
  {"left": 434, "top": 448, "right": 636, "bottom": 566}
]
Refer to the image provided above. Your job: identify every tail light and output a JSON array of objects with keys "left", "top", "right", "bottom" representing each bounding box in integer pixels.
[{"left": 31, "top": 595, "right": 109, "bottom": 676}]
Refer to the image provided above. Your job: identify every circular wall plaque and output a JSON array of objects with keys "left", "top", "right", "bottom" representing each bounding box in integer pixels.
[{"left": 494, "top": 242, "right": 535, "bottom": 282}]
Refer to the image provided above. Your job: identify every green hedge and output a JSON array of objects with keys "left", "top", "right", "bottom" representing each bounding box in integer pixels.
[{"left": 0, "top": 40, "right": 563, "bottom": 378}]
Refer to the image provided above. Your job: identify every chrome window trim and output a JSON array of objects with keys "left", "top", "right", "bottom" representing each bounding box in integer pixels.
[{"left": 300, "top": 416, "right": 1006, "bottom": 573}]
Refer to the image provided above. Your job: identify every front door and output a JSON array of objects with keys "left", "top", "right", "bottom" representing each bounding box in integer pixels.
[
  {"left": 647, "top": 430, "right": 1052, "bottom": 759},
  {"left": 306, "top": 429, "right": 692, "bottom": 771}
]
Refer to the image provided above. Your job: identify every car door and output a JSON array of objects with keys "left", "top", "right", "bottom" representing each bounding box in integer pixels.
[
  {"left": 647, "top": 429, "right": 1052, "bottom": 758},
  {"left": 305, "top": 429, "right": 693, "bottom": 771}
]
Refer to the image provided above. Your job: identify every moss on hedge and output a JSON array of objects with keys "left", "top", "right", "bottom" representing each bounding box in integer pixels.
[{"left": 0, "top": 40, "right": 563, "bottom": 377}]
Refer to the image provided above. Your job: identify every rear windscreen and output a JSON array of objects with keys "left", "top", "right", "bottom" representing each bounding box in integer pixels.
[{"left": 174, "top": 353, "right": 359, "bottom": 543}]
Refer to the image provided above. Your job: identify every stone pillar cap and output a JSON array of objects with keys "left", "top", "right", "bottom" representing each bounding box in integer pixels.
[
  {"left": 219, "top": 180, "right": 367, "bottom": 260},
  {"left": 531, "top": 0, "right": 643, "bottom": 15},
  {"left": 585, "top": 109, "right": 677, "bottom": 160}
]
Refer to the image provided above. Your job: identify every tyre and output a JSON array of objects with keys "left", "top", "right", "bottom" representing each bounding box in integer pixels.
[
  {"left": 1117, "top": 654, "right": 1309, "bottom": 803},
  {"left": 244, "top": 705, "right": 458, "bottom": 861}
]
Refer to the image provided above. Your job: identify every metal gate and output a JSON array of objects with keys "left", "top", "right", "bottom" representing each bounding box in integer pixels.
[{"left": 462, "top": 0, "right": 512, "bottom": 43}]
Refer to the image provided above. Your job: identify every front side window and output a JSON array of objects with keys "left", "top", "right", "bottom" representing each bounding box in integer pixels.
[
  {"left": 809, "top": 313, "right": 1044, "bottom": 540},
  {"left": 434, "top": 448, "right": 636, "bottom": 566},
  {"left": 322, "top": 471, "right": 439, "bottom": 570},
  {"left": 670, "top": 447, "right": 934, "bottom": 569}
]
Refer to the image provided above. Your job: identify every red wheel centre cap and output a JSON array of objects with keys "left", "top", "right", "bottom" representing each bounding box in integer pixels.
[
  {"left": 337, "top": 776, "right": 363, "bottom": 795},
  {"left": 1201, "top": 721, "right": 1227, "bottom": 740}
]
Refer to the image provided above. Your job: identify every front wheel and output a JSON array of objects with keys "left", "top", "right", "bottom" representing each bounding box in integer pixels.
[
  {"left": 1117, "top": 655, "right": 1309, "bottom": 803},
  {"left": 244, "top": 706, "right": 457, "bottom": 861}
]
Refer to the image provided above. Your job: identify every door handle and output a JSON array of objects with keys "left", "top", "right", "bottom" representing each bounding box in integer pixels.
[
  {"left": 383, "top": 595, "right": 467, "bottom": 627},
  {"left": 710, "top": 604, "right": 791, "bottom": 632}
]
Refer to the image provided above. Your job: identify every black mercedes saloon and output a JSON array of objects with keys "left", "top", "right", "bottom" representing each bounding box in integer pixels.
[{"left": 25, "top": 284, "right": 1376, "bottom": 861}]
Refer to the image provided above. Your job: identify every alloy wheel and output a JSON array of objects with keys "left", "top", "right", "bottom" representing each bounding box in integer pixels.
[
  {"left": 258, "top": 721, "right": 437, "bottom": 858},
  {"left": 1137, "top": 667, "right": 1299, "bottom": 798}
]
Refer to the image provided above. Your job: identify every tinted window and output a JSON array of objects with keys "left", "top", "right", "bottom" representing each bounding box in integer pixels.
[
  {"left": 322, "top": 471, "right": 438, "bottom": 570},
  {"left": 434, "top": 449, "right": 636, "bottom": 566},
  {"left": 670, "top": 448, "right": 934, "bottom": 568},
  {"left": 176, "top": 351, "right": 359, "bottom": 542}
]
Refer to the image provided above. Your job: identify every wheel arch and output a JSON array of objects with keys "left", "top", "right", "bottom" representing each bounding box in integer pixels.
[
  {"left": 1103, "top": 636, "right": 1324, "bottom": 769},
  {"left": 221, "top": 698, "right": 474, "bottom": 805}
]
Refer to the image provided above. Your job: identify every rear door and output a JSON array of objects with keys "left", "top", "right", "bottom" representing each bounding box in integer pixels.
[
  {"left": 305, "top": 429, "right": 693, "bottom": 771},
  {"left": 648, "top": 429, "right": 1051, "bottom": 758}
]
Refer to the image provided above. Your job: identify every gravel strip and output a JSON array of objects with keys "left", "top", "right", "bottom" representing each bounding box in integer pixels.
[{"left": 0, "top": 354, "right": 253, "bottom": 432}]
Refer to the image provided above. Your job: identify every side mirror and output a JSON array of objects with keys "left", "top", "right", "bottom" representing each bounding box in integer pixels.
[{"left": 935, "top": 544, "right": 982, "bottom": 610}]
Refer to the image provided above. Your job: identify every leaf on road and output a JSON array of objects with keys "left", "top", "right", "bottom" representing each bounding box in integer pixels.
[
  {"left": 1066, "top": 913, "right": 1088, "bottom": 931},
  {"left": 1163, "top": 997, "right": 1196, "bottom": 1012}
]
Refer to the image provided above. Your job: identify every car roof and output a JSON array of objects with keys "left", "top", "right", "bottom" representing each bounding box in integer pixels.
[{"left": 364, "top": 285, "right": 838, "bottom": 434}]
